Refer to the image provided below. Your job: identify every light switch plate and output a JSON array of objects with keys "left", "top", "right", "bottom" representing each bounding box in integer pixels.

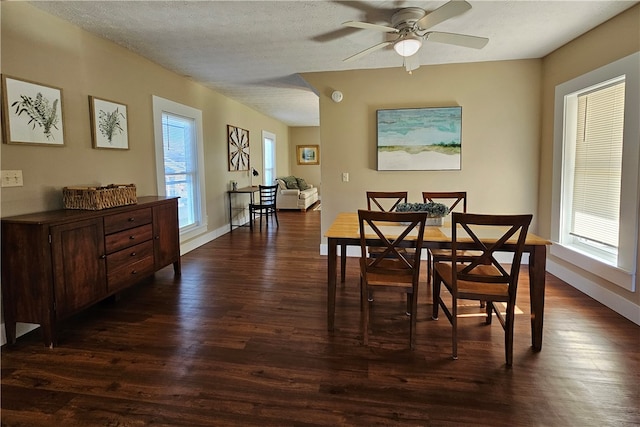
[
  {"left": 342, "top": 172, "right": 349, "bottom": 182},
  {"left": 1, "top": 170, "right": 24, "bottom": 187}
]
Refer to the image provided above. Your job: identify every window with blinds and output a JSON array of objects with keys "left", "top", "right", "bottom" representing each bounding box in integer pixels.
[
  {"left": 552, "top": 52, "right": 638, "bottom": 292},
  {"left": 570, "top": 81, "right": 625, "bottom": 250},
  {"left": 152, "top": 96, "right": 207, "bottom": 242},
  {"left": 162, "top": 112, "right": 197, "bottom": 229}
]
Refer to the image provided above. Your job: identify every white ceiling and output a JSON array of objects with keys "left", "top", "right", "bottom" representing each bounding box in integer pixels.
[{"left": 31, "top": 0, "right": 638, "bottom": 127}]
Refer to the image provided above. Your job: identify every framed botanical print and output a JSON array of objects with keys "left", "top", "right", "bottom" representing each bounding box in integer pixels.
[
  {"left": 296, "top": 144, "right": 319, "bottom": 165},
  {"left": 1, "top": 75, "right": 65, "bottom": 146},
  {"left": 89, "top": 96, "right": 129, "bottom": 149},
  {"left": 228, "top": 124, "right": 250, "bottom": 171}
]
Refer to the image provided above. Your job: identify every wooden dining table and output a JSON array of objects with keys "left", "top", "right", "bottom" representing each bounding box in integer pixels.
[{"left": 324, "top": 212, "right": 552, "bottom": 351}]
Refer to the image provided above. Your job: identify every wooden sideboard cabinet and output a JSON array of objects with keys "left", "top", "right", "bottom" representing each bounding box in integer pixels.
[{"left": 1, "top": 196, "right": 181, "bottom": 347}]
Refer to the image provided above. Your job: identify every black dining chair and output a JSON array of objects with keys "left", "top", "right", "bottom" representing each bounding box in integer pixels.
[{"left": 249, "top": 184, "right": 279, "bottom": 231}]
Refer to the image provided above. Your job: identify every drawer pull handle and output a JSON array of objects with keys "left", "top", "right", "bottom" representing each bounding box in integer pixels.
[
  {"left": 130, "top": 252, "right": 136, "bottom": 256},
  {"left": 129, "top": 236, "right": 135, "bottom": 240},
  {"left": 128, "top": 217, "right": 135, "bottom": 222},
  {"left": 100, "top": 254, "right": 106, "bottom": 259},
  {"left": 131, "top": 270, "right": 137, "bottom": 275}
]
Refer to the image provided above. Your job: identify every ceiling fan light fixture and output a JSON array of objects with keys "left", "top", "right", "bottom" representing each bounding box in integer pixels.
[{"left": 393, "top": 35, "right": 422, "bottom": 57}]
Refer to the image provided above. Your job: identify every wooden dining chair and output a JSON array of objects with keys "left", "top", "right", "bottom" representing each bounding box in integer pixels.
[
  {"left": 358, "top": 209, "right": 427, "bottom": 350},
  {"left": 422, "top": 192, "right": 477, "bottom": 289},
  {"left": 249, "top": 184, "right": 279, "bottom": 231},
  {"left": 422, "top": 191, "right": 467, "bottom": 213},
  {"left": 432, "top": 212, "right": 532, "bottom": 366},
  {"left": 367, "top": 191, "right": 408, "bottom": 212},
  {"left": 361, "top": 191, "right": 411, "bottom": 301},
  {"left": 339, "top": 191, "right": 409, "bottom": 285},
  {"left": 365, "top": 191, "right": 409, "bottom": 257}
]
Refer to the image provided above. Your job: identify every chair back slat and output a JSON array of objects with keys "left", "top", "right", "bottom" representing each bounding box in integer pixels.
[
  {"left": 422, "top": 191, "right": 467, "bottom": 213},
  {"left": 259, "top": 184, "right": 278, "bottom": 205},
  {"left": 366, "top": 191, "right": 408, "bottom": 212}
]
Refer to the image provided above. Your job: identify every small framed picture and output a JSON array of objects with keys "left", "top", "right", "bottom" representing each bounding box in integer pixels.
[
  {"left": 296, "top": 144, "right": 319, "bottom": 165},
  {"left": 1, "top": 75, "right": 65, "bottom": 146},
  {"left": 89, "top": 96, "right": 129, "bottom": 149}
]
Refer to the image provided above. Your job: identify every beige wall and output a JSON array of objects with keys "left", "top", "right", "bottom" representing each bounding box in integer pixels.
[
  {"left": 288, "top": 127, "right": 321, "bottom": 196},
  {"left": 302, "top": 59, "right": 542, "bottom": 242},
  {"left": 0, "top": 2, "right": 291, "bottom": 245},
  {"left": 539, "top": 5, "right": 640, "bottom": 306}
]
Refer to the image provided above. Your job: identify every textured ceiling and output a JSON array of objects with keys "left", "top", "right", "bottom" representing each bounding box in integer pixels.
[{"left": 31, "top": 0, "right": 638, "bottom": 127}]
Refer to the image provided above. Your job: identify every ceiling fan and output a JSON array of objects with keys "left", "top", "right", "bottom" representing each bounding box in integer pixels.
[{"left": 342, "top": 0, "right": 489, "bottom": 72}]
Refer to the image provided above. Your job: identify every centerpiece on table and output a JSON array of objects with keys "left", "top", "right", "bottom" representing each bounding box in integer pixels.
[{"left": 396, "top": 202, "right": 450, "bottom": 226}]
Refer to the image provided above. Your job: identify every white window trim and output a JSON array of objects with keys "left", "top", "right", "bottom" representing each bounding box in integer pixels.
[
  {"left": 152, "top": 95, "right": 207, "bottom": 242},
  {"left": 551, "top": 52, "right": 639, "bottom": 291},
  {"left": 262, "top": 130, "right": 276, "bottom": 185}
]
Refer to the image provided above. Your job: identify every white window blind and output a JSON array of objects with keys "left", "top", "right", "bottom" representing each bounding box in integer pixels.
[
  {"left": 162, "top": 113, "right": 197, "bottom": 229},
  {"left": 152, "top": 96, "right": 207, "bottom": 243},
  {"left": 570, "top": 81, "right": 625, "bottom": 248}
]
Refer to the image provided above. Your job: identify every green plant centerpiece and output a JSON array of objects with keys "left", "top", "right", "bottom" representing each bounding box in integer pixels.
[{"left": 396, "top": 202, "right": 449, "bottom": 225}]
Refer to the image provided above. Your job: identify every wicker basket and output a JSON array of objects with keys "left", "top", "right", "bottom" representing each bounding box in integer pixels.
[{"left": 63, "top": 184, "right": 137, "bottom": 210}]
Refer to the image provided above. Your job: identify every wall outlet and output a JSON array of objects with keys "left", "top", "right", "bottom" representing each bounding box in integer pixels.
[
  {"left": 1, "top": 170, "right": 23, "bottom": 187},
  {"left": 342, "top": 172, "right": 349, "bottom": 182}
]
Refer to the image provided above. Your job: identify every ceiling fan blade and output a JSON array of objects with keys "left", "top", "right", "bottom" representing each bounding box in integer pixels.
[
  {"left": 416, "top": 0, "right": 472, "bottom": 30},
  {"left": 425, "top": 31, "right": 489, "bottom": 49},
  {"left": 343, "top": 41, "right": 393, "bottom": 62},
  {"left": 342, "top": 21, "right": 399, "bottom": 33}
]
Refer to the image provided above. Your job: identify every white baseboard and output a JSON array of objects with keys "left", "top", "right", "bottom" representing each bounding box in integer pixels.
[
  {"left": 547, "top": 259, "right": 640, "bottom": 325},
  {"left": 180, "top": 222, "right": 228, "bottom": 255}
]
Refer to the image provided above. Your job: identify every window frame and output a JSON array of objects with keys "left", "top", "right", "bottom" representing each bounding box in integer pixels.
[
  {"left": 551, "top": 52, "right": 639, "bottom": 291},
  {"left": 152, "top": 95, "right": 207, "bottom": 243},
  {"left": 262, "top": 130, "right": 276, "bottom": 186},
  {"left": 562, "top": 78, "right": 624, "bottom": 263}
]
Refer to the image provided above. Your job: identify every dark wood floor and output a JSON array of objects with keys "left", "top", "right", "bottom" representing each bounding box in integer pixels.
[{"left": 2, "top": 210, "right": 639, "bottom": 426}]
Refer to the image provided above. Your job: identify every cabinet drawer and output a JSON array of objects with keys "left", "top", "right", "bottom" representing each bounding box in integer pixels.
[
  {"left": 105, "top": 223, "right": 153, "bottom": 254},
  {"left": 107, "top": 256, "right": 154, "bottom": 292},
  {"left": 104, "top": 208, "right": 152, "bottom": 234},
  {"left": 106, "top": 240, "right": 154, "bottom": 272}
]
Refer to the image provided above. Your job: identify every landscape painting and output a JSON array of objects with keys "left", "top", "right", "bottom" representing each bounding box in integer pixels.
[{"left": 377, "top": 106, "right": 462, "bottom": 171}]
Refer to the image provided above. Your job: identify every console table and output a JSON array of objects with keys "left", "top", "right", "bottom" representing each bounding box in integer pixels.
[
  {"left": 1, "top": 196, "right": 181, "bottom": 347},
  {"left": 227, "top": 186, "right": 259, "bottom": 231}
]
